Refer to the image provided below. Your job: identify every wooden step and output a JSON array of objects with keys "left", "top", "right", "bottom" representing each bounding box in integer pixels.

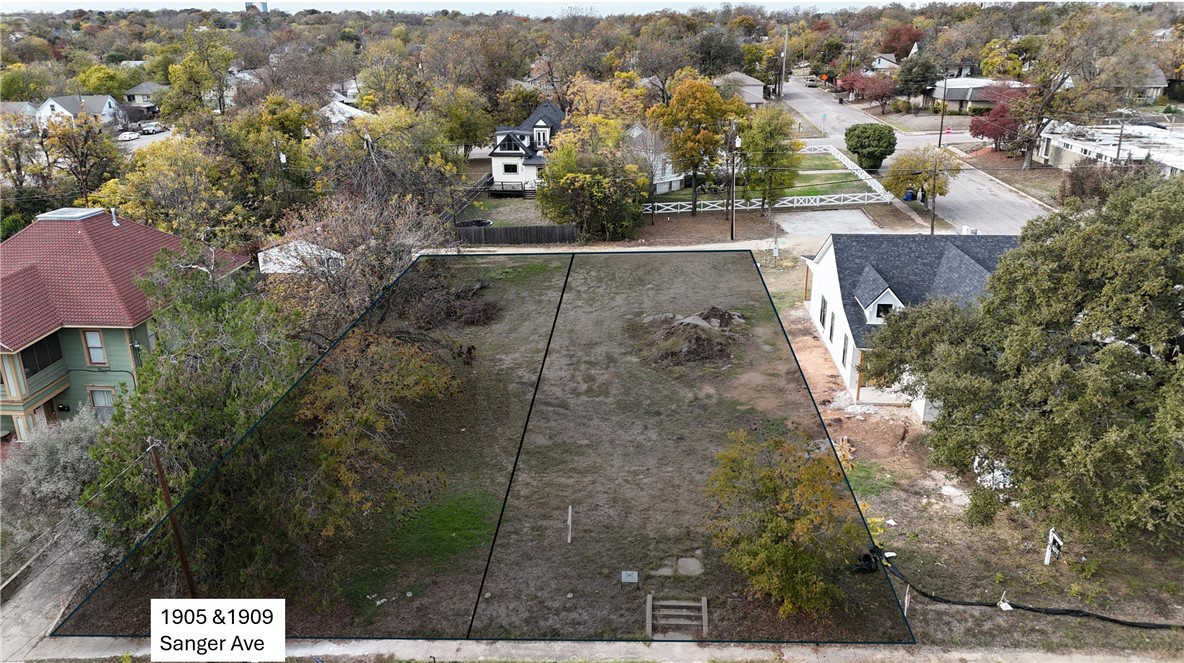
[
  {"left": 647, "top": 595, "right": 708, "bottom": 639},
  {"left": 654, "top": 617, "right": 702, "bottom": 626},
  {"left": 653, "top": 600, "right": 701, "bottom": 607}
]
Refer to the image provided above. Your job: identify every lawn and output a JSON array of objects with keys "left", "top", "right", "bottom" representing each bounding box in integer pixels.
[
  {"left": 799, "top": 153, "right": 847, "bottom": 171},
  {"left": 654, "top": 172, "right": 872, "bottom": 203},
  {"left": 57, "top": 253, "right": 910, "bottom": 645}
]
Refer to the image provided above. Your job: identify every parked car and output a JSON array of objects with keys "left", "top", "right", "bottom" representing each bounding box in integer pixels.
[
  {"left": 140, "top": 122, "right": 165, "bottom": 135},
  {"left": 117, "top": 131, "right": 140, "bottom": 142}
]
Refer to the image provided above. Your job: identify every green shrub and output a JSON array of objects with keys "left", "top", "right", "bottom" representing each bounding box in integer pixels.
[
  {"left": 965, "top": 485, "right": 1002, "bottom": 526},
  {"left": 1, "top": 214, "right": 28, "bottom": 240},
  {"left": 968, "top": 106, "right": 991, "bottom": 116}
]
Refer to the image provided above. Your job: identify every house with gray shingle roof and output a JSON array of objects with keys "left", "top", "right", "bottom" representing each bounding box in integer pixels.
[
  {"left": 35, "top": 94, "right": 121, "bottom": 126},
  {"left": 801, "top": 233, "right": 1018, "bottom": 420}
]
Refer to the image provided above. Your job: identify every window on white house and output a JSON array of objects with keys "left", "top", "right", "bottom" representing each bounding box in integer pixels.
[
  {"left": 83, "top": 330, "right": 107, "bottom": 365},
  {"left": 828, "top": 312, "right": 835, "bottom": 342},
  {"left": 842, "top": 335, "right": 849, "bottom": 367},
  {"left": 90, "top": 388, "right": 115, "bottom": 422},
  {"left": 535, "top": 130, "right": 547, "bottom": 145},
  {"left": 876, "top": 303, "right": 893, "bottom": 319},
  {"left": 504, "top": 163, "right": 518, "bottom": 174},
  {"left": 819, "top": 296, "right": 827, "bottom": 325}
]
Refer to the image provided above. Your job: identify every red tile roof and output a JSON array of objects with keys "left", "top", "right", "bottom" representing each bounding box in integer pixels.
[{"left": 0, "top": 209, "right": 249, "bottom": 352}]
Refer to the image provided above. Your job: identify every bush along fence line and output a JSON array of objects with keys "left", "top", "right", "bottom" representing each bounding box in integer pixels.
[
  {"left": 456, "top": 224, "right": 579, "bottom": 245},
  {"left": 641, "top": 145, "right": 892, "bottom": 214}
]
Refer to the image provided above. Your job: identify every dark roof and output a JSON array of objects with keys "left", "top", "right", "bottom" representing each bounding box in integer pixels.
[
  {"left": 0, "top": 209, "right": 248, "bottom": 352},
  {"left": 519, "top": 99, "right": 564, "bottom": 132},
  {"left": 828, "top": 234, "right": 1019, "bottom": 347},
  {"left": 125, "top": 81, "right": 168, "bottom": 95}
]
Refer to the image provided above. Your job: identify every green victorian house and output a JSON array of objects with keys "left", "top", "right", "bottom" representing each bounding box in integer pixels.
[{"left": 0, "top": 208, "right": 247, "bottom": 443}]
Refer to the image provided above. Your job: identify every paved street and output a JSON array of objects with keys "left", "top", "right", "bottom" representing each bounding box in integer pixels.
[
  {"left": 778, "top": 78, "right": 1049, "bottom": 236},
  {"left": 116, "top": 127, "right": 173, "bottom": 153}
]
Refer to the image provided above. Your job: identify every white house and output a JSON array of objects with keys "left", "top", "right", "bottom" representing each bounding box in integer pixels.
[
  {"left": 922, "top": 77, "right": 1028, "bottom": 113},
  {"left": 627, "top": 124, "right": 686, "bottom": 195},
  {"left": 713, "top": 71, "right": 766, "bottom": 108},
  {"left": 870, "top": 53, "right": 899, "bottom": 74},
  {"left": 318, "top": 100, "right": 371, "bottom": 132},
  {"left": 489, "top": 99, "right": 565, "bottom": 195},
  {"left": 801, "top": 233, "right": 1018, "bottom": 420},
  {"left": 36, "top": 95, "right": 121, "bottom": 126},
  {"left": 258, "top": 239, "right": 345, "bottom": 275}
]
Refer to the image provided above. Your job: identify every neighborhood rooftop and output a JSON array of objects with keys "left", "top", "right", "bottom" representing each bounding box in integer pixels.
[
  {"left": 0, "top": 208, "right": 248, "bottom": 352},
  {"left": 825, "top": 234, "right": 1019, "bottom": 347}
]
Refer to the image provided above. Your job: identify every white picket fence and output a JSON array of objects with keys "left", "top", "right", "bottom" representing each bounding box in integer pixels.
[{"left": 641, "top": 145, "right": 891, "bottom": 214}]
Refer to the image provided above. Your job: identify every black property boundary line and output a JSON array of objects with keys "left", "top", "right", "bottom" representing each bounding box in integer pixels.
[
  {"left": 53, "top": 249, "right": 914, "bottom": 645},
  {"left": 748, "top": 250, "right": 916, "bottom": 645},
  {"left": 465, "top": 253, "right": 575, "bottom": 638}
]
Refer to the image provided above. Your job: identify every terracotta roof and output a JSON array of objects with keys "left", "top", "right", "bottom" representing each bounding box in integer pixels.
[{"left": 0, "top": 209, "right": 249, "bottom": 352}]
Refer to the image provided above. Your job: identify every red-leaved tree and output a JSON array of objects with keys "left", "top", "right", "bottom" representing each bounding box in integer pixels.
[
  {"left": 970, "top": 103, "right": 1020, "bottom": 151},
  {"left": 881, "top": 25, "right": 923, "bottom": 61},
  {"left": 862, "top": 75, "right": 897, "bottom": 114}
]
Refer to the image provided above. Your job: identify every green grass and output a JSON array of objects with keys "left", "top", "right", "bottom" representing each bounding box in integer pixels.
[
  {"left": 844, "top": 460, "right": 896, "bottom": 498},
  {"left": 799, "top": 154, "right": 846, "bottom": 171},
  {"left": 653, "top": 172, "right": 871, "bottom": 202},
  {"left": 341, "top": 491, "right": 496, "bottom": 622}
]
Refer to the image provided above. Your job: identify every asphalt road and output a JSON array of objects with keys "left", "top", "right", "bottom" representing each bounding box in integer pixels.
[
  {"left": 779, "top": 78, "right": 1048, "bottom": 236},
  {"left": 116, "top": 127, "right": 173, "bottom": 153}
]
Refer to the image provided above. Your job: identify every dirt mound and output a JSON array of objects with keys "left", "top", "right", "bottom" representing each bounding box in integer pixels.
[{"left": 646, "top": 307, "right": 746, "bottom": 366}]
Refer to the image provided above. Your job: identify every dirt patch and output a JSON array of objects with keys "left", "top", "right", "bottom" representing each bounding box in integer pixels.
[
  {"left": 644, "top": 307, "right": 746, "bottom": 366},
  {"left": 635, "top": 211, "right": 783, "bottom": 245}
]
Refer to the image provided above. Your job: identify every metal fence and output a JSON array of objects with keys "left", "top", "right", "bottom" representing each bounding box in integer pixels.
[
  {"left": 640, "top": 145, "right": 891, "bottom": 214},
  {"left": 457, "top": 224, "right": 579, "bottom": 245}
]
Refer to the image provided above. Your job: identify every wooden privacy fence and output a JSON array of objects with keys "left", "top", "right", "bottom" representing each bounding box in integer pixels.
[
  {"left": 457, "top": 224, "right": 579, "bottom": 245},
  {"left": 641, "top": 144, "right": 892, "bottom": 215}
]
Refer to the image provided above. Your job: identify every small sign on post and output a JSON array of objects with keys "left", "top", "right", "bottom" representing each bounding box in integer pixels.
[{"left": 1043, "top": 527, "right": 1063, "bottom": 565}]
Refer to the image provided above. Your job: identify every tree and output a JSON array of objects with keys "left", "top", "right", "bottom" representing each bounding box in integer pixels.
[
  {"left": 969, "top": 102, "right": 1020, "bottom": 151},
  {"left": 633, "top": 29, "right": 693, "bottom": 104},
  {"left": 1011, "top": 5, "right": 1148, "bottom": 169},
  {"left": 434, "top": 86, "right": 495, "bottom": 157},
  {"left": 861, "top": 74, "right": 897, "bottom": 114},
  {"left": 979, "top": 38, "right": 1023, "bottom": 79},
  {"left": 881, "top": 24, "right": 923, "bottom": 61},
  {"left": 76, "top": 63, "right": 140, "bottom": 97},
  {"left": 694, "top": 30, "right": 743, "bottom": 76},
  {"left": 45, "top": 112, "right": 121, "bottom": 205},
  {"left": 494, "top": 86, "right": 542, "bottom": 127},
  {"left": 647, "top": 78, "right": 749, "bottom": 215},
  {"left": 844, "top": 123, "right": 896, "bottom": 170},
  {"left": 705, "top": 426, "right": 868, "bottom": 616},
  {"left": 0, "top": 408, "right": 113, "bottom": 574},
  {"left": 89, "top": 135, "right": 249, "bottom": 245},
  {"left": 881, "top": 145, "right": 962, "bottom": 202},
  {"left": 862, "top": 174, "right": 1184, "bottom": 545},
  {"left": 267, "top": 193, "right": 450, "bottom": 350},
  {"left": 738, "top": 105, "right": 803, "bottom": 214},
  {"left": 1055, "top": 158, "right": 1142, "bottom": 207},
  {"left": 565, "top": 71, "right": 646, "bottom": 124},
  {"left": 895, "top": 54, "right": 940, "bottom": 103},
  {"left": 0, "top": 63, "right": 52, "bottom": 101},
  {"left": 536, "top": 117, "right": 647, "bottom": 240},
  {"left": 91, "top": 246, "right": 306, "bottom": 560}
]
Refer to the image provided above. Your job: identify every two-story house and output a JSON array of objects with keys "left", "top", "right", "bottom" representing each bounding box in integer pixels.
[
  {"left": 35, "top": 95, "right": 121, "bottom": 127},
  {"left": 489, "top": 100, "right": 565, "bottom": 195},
  {"left": 801, "top": 233, "right": 1018, "bottom": 420},
  {"left": 0, "top": 208, "right": 248, "bottom": 443}
]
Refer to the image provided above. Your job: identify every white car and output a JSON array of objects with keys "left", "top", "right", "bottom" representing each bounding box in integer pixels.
[{"left": 118, "top": 132, "right": 140, "bottom": 142}]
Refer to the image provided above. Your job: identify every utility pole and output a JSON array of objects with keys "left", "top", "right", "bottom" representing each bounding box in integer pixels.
[
  {"left": 729, "top": 130, "right": 741, "bottom": 241},
  {"left": 780, "top": 25, "right": 789, "bottom": 97},
  {"left": 150, "top": 440, "right": 198, "bottom": 599},
  {"left": 930, "top": 154, "right": 939, "bottom": 235}
]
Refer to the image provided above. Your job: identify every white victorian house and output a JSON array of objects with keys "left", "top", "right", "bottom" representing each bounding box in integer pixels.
[
  {"left": 801, "top": 233, "right": 1018, "bottom": 420},
  {"left": 489, "top": 100, "right": 565, "bottom": 195}
]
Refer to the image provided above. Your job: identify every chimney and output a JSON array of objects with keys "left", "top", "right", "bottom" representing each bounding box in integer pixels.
[{"left": 110, "top": 208, "right": 120, "bottom": 227}]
